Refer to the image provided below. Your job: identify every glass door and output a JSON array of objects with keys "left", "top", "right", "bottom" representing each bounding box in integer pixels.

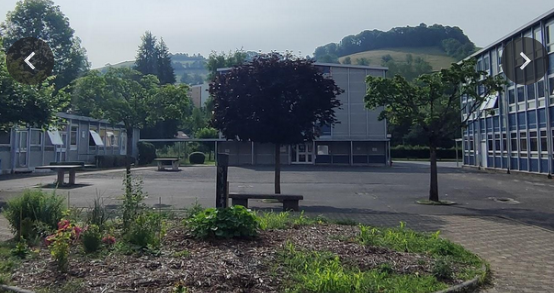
[{"left": 292, "top": 143, "right": 314, "bottom": 164}]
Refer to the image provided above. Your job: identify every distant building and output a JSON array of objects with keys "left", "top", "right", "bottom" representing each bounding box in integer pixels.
[
  {"left": 461, "top": 8, "right": 554, "bottom": 175},
  {"left": 190, "top": 83, "right": 210, "bottom": 108},
  {"left": 0, "top": 113, "right": 139, "bottom": 174},
  {"left": 215, "top": 63, "right": 391, "bottom": 166}
]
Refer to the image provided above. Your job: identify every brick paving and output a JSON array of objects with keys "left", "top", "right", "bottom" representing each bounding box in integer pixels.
[{"left": 311, "top": 212, "right": 554, "bottom": 293}]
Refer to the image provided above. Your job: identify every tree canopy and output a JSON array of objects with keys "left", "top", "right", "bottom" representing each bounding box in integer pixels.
[
  {"left": 0, "top": 38, "right": 69, "bottom": 129},
  {"left": 134, "top": 32, "right": 176, "bottom": 85},
  {"left": 365, "top": 59, "right": 505, "bottom": 202},
  {"left": 206, "top": 50, "right": 248, "bottom": 81},
  {"left": 70, "top": 68, "right": 191, "bottom": 156},
  {"left": 1, "top": 0, "right": 89, "bottom": 90},
  {"left": 314, "top": 23, "right": 476, "bottom": 62},
  {"left": 210, "top": 53, "right": 342, "bottom": 193}
]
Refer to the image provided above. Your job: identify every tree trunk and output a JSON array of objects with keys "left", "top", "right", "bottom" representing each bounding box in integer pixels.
[
  {"left": 274, "top": 143, "right": 281, "bottom": 194},
  {"left": 126, "top": 128, "right": 134, "bottom": 161},
  {"left": 429, "top": 144, "right": 439, "bottom": 202}
]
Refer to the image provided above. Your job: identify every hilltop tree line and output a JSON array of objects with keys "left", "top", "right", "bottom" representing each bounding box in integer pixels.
[{"left": 314, "top": 23, "right": 476, "bottom": 63}]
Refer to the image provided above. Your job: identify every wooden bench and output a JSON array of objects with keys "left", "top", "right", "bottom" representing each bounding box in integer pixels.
[
  {"left": 154, "top": 158, "right": 180, "bottom": 171},
  {"left": 228, "top": 193, "right": 304, "bottom": 211},
  {"left": 35, "top": 165, "right": 83, "bottom": 186}
]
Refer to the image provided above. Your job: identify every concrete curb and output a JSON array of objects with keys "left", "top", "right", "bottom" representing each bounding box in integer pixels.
[
  {"left": 0, "top": 284, "right": 35, "bottom": 293},
  {"left": 433, "top": 264, "right": 488, "bottom": 293}
]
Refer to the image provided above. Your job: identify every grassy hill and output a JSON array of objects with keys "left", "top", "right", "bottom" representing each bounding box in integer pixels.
[{"left": 339, "top": 47, "right": 457, "bottom": 70}]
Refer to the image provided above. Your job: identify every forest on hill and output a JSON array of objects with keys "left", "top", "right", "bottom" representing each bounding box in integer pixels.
[{"left": 314, "top": 23, "right": 476, "bottom": 63}]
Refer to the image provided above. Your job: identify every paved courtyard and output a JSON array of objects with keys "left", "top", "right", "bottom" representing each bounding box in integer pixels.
[{"left": 1, "top": 161, "right": 554, "bottom": 292}]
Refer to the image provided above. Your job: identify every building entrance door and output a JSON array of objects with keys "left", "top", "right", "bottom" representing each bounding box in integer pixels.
[
  {"left": 291, "top": 143, "right": 314, "bottom": 164},
  {"left": 481, "top": 140, "right": 488, "bottom": 168}
]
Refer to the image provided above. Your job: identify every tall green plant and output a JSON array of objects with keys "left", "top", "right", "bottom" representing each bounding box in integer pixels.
[{"left": 121, "top": 173, "right": 146, "bottom": 232}]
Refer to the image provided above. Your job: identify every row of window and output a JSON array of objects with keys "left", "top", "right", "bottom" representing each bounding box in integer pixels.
[
  {"left": 0, "top": 128, "right": 123, "bottom": 148},
  {"left": 465, "top": 129, "right": 553, "bottom": 154}
]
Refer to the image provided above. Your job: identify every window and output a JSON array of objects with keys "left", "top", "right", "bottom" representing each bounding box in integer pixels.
[
  {"left": 469, "top": 136, "right": 474, "bottom": 151},
  {"left": 47, "top": 130, "right": 64, "bottom": 146},
  {"left": 534, "top": 27, "right": 542, "bottom": 43},
  {"left": 483, "top": 55, "right": 490, "bottom": 72},
  {"left": 317, "top": 145, "right": 329, "bottom": 155},
  {"left": 70, "top": 126, "right": 78, "bottom": 148},
  {"left": 112, "top": 130, "right": 119, "bottom": 146},
  {"left": 540, "top": 130, "right": 547, "bottom": 153},
  {"left": 488, "top": 134, "right": 494, "bottom": 152},
  {"left": 0, "top": 131, "right": 10, "bottom": 145},
  {"left": 30, "top": 130, "right": 42, "bottom": 145},
  {"left": 527, "top": 84, "right": 535, "bottom": 100},
  {"left": 547, "top": 21, "right": 554, "bottom": 53},
  {"left": 517, "top": 86, "right": 525, "bottom": 103},
  {"left": 529, "top": 131, "right": 538, "bottom": 152},
  {"left": 18, "top": 131, "right": 28, "bottom": 150},
  {"left": 494, "top": 134, "right": 501, "bottom": 152},
  {"left": 477, "top": 58, "right": 483, "bottom": 71},
  {"left": 89, "top": 130, "right": 104, "bottom": 146},
  {"left": 508, "top": 88, "right": 516, "bottom": 104},
  {"left": 550, "top": 75, "right": 554, "bottom": 105},
  {"left": 511, "top": 133, "right": 518, "bottom": 152},
  {"left": 497, "top": 47, "right": 503, "bottom": 72},
  {"left": 520, "top": 131, "right": 528, "bottom": 152},
  {"left": 320, "top": 124, "right": 331, "bottom": 136},
  {"left": 502, "top": 133, "right": 507, "bottom": 152}
]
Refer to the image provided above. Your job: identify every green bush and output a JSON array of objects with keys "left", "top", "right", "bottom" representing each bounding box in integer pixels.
[
  {"left": 126, "top": 211, "right": 167, "bottom": 249},
  {"left": 186, "top": 206, "right": 259, "bottom": 239},
  {"left": 188, "top": 152, "right": 206, "bottom": 164},
  {"left": 391, "top": 145, "right": 461, "bottom": 159},
  {"left": 138, "top": 141, "right": 157, "bottom": 165},
  {"left": 88, "top": 198, "right": 107, "bottom": 229},
  {"left": 81, "top": 224, "right": 102, "bottom": 253},
  {"left": 432, "top": 258, "right": 454, "bottom": 280},
  {"left": 2, "top": 189, "right": 64, "bottom": 239},
  {"left": 95, "top": 155, "right": 133, "bottom": 168}
]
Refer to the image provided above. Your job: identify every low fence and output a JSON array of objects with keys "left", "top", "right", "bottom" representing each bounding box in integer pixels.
[{"left": 391, "top": 146, "right": 461, "bottom": 160}]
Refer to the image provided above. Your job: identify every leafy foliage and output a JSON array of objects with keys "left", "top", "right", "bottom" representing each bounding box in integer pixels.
[
  {"left": 3, "top": 189, "right": 65, "bottom": 240},
  {"left": 206, "top": 50, "right": 248, "bottom": 81},
  {"left": 46, "top": 219, "right": 83, "bottom": 273},
  {"left": 125, "top": 211, "right": 167, "bottom": 249},
  {"left": 81, "top": 224, "right": 102, "bottom": 253},
  {"left": 87, "top": 197, "right": 107, "bottom": 229},
  {"left": 188, "top": 152, "right": 205, "bottom": 164},
  {"left": 137, "top": 141, "right": 157, "bottom": 165},
  {"left": 134, "top": 32, "right": 175, "bottom": 84},
  {"left": 1, "top": 0, "right": 89, "bottom": 90},
  {"left": 365, "top": 58, "right": 505, "bottom": 201},
  {"left": 314, "top": 23, "right": 475, "bottom": 61},
  {"left": 0, "top": 39, "right": 69, "bottom": 129},
  {"left": 121, "top": 173, "right": 146, "bottom": 232},
  {"left": 186, "top": 206, "right": 259, "bottom": 239}
]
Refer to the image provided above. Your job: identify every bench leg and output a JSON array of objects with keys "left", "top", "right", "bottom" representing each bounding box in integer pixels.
[
  {"left": 57, "top": 170, "right": 65, "bottom": 186},
  {"left": 172, "top": 161, "right": 179, "bottom": 170},
  {"left": 157, "top": 162, "right": 162, "bottom": 171},
  {"left": 68, "top": 170, "right": 76, "bottom": 185},
  {"left": 232, "top": 198, "right": 248, "bottom": 208},
  {"left": 283, "top": 200, "right": 299, "bottom": 212}
]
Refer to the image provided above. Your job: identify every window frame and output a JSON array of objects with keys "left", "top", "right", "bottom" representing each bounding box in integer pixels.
[
  {"left": 30, "top": 129, "right": 43, "bottom": 146},
  {"left": 546, "top": 20, "right": 554, "bottom": 53},
  {"left": 0, "top": 130, "right": 11, "bottom": 145},
  {"left": 529, "top": 130, "right": 538, "bottom": 153},
  {"left": 70, "top": 125, "right": 78, "bottom": 150}
]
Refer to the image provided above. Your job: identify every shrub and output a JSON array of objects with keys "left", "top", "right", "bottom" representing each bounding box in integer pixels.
[
  {"left": 10, "top": 240, "right": 30, "bottom": 259},
  {"left": 87, "top": 197, "right": 107, "bottom": 229},
  {"left": 3, "top": 189, "right": 64, "bottom": 240},
  {"left": 186, "top": 206, "right": 259, "bottom": 239},
  {"left": 81, "top": 225, "right": 102, "bottom": 253},
  {"left": 432, "top": 258, "right": 454, "bottom": 280},
  {"left": 138, "top": 141, "right": 157, "bottom": 165},
  {"left": 188, "top": 152, "right": 205, "bottom": 164},
  {"left": 126, "top": 211, "right": 167, "bottom": 249},
  {"left": 47, "top": 219, "right": 82, "bottom": 273},
  {"left": 184, "top": 202, "right": 204, "bottom": 220}
]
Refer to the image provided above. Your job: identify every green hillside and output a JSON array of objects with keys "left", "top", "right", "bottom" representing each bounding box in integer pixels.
[{"left": 339, "top": 47, "right": 456, "bottom": 70}]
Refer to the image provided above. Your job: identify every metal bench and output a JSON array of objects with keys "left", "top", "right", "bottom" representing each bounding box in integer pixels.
[
  {"left": 154, "top": 158, "right": 180, "bottom": 171},
  {"left": 228, "top": 193, "right": 304, "bottom": 211}
]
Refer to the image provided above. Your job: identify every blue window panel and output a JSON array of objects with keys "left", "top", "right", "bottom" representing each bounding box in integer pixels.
[
  {"left": 550, "top": 107, "right": 554, "bottom": 127},
  {"left": 315, "top": 155, "right": 331, "bottom": 164},
  {"left": 527, "top": 111, "right": 537, "bottom": 129},
  {"left": 464, "top": 155, "right": 469, "bottom": 164},
  {"left": 495, "top": 157, "right": 502, "bottom": 168},
  {"left": 320, "top": 124, "right": 331, "bottom": 136},
  {"left": 510, "top": 158, "right": 519, "bottom": 170},
  {"left": 368, "top": 155, "right": 385, "bottom": 164},
  {"left": 509, "top": 114, "right": 517, "bottom": 130},
  {"left": 493, "top": 117, "right": 500, "bottom": 132},
  {"left": 486, "top": 117, "right": 493, "bottom": 132},
  {"left": 529, "top": 159, "right": 539, "bottom": 172},
  {"left": 518, "top": 112, "right": 526, "bottom": 129},
  {"left": 333, "top": 155, "right": 350, "bottom": 164},
  {"left": 480, "top": 119, "right": 486, "bottom": 133},
  {"left": 540, "top": 159, "right": 549, "bottom": 174},
  {"left": 502, "top": 157, "right": 508, "bottom": 169},
  {"left": 353, "top": 155, "right": 368, "bottom": 164},
  {"left": 519, "top": 158, "right": 528, "bottom": 171},
  {"left": 548, "top": 53, "right": 554, "bottom": 74},
  {"left": 538, "top": 108, "right": 547, "bottom": 128},
  {"left": 487, "top": 157, "right": 494, "bottom": 167}
]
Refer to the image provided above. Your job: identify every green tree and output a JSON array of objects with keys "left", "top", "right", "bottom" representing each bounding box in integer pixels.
[
  {"left": 134, "top": 31, "right": 158, "bottom": 77},
  {"left": 71, "top": 68, "right": 191, "bottom": 157},
  {"left": 206, "top": 50, "right": 247, "bottom": 81},
  {"left": 356, "top": 58, "right": 370, "bottom": 65},
  {"left": 1, "top": 0, "right": 89, "bottom": 90},
  {"left": 0, "top": 38, "right": 69, "bottom": 129},
  {"left": 365, "top": 59, "right": 505, "bottom": 202},
  {"left": 210, "top": 54, "right": 342, "bottom": 193},
  {"left": 342, "top": 56, "right": 352, "bottom": 64},
  {"left": 156, "top": 38, "right": 175, "bottom": 84}
]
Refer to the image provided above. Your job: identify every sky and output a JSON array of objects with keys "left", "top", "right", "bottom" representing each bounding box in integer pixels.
[{"left": 1, "top": 0, "right": 553, "bottom": 68}]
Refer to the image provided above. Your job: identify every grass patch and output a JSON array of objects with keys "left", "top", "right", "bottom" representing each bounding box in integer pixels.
[
  {"left": 277, "top": 241, "right": 448, "bottom": 293},
  {"left": 416, "top": 199, "right": 457, "bottom": 206},
  {"left": 258, "top": 211, "right": 327, "bottom": 230}
]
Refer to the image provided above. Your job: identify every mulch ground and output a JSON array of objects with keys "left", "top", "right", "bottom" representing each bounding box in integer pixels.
[{"left": 10, "top": 224, "right": 448, "bottom": 293}]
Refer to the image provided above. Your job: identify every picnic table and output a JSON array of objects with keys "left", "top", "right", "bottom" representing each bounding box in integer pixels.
[
  {"left": 154, "top": 158, "right": 180, "bottom": 171},
  {"left": 35, "top": 165, "right": 83, "bottom": 186}
]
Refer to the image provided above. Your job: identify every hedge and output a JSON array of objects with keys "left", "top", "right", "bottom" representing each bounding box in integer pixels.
[
  {"left": 138, "top": 141, "right": 157, "bottom": 165},
  {"left": 95, "top": 155, "right": 134, "bottom": 168},
  {"left": 391, "top": 145, "right": 462, "bottom": 159}
]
